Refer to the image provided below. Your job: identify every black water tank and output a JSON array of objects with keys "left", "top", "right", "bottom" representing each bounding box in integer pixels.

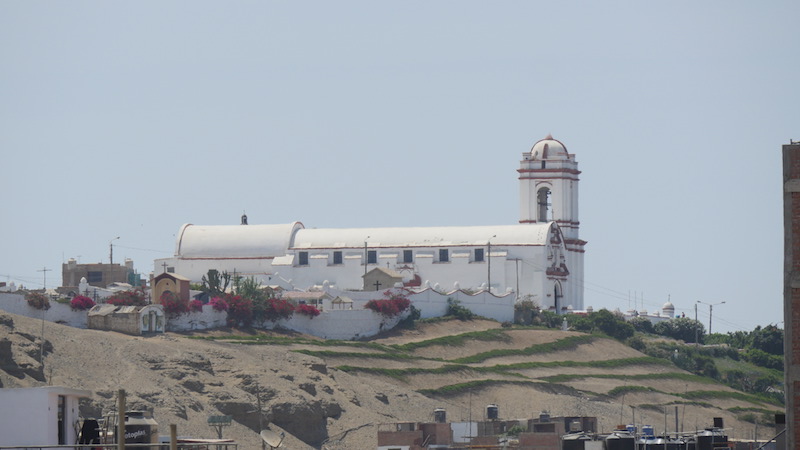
[
  {"left": 696, "top": 429, "right": 727, "bottom": 450},
  {"left": 604, "top": 432, "right": 635, "bottom": 450},
  {"left": 561, "top": 433, "right": 591, "bottom": 450}
]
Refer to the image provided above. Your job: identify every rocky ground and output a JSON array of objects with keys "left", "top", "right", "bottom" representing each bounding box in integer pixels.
[{"left": 0, "top": 312, "right": 783, "bottom": 449}]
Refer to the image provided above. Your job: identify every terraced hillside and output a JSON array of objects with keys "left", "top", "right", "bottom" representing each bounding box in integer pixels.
[
  {"left": 1, "top": 313, "right": 783, "bottom": 448},
  {"left": 200, "top": 319, "right": 784, "bottom": 442}
]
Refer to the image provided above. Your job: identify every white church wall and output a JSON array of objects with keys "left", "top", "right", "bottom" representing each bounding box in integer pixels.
[
  {"left": 0, "top": 293, "right": 88, "bottom": 328},
  {"left": 158, "top": 241, "right": 563, "bottom": 310}
]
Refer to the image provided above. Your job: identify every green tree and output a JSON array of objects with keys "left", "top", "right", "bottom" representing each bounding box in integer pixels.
[
  {"left": 235, "top": 277, "right": 272, "bottom": 322},
  {"left": 751, "top": 325, "right": 783, "bottom": 355},
  {"left": 629, "top": 316, "right": 654, "bottom": 334},
  {"left": 742, "top": 348, "right": 784, "bottom": 370},
  {"left": 567, "top": 309, "right": 634, "bottom": 341},
  {"left": 654, "top": 317, "right": 704, "bottom": 343}
]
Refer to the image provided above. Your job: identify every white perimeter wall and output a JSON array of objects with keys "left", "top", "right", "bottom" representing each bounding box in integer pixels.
[
  {"left": 0, "top": 293, "right": 88, "bottom": 328},
  {"left": 408, "top": 288, "right": 515, "bottom": 323},
  {"left": 167, "top": 305, "right": 228, "bottom": 331},
  {"left": 1, "top": 288, "right": 516, "bottom": 340}
]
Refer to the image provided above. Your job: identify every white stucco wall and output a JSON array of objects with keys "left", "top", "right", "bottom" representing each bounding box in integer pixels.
[
  {"left": 270, "top": 309, "right": 406, "bottom": 340},
  {"left": 0, "top": 293, "right": 89, "bottom": 328},
  {"left": 0, "top": 387, "right": 90, "bottom": 446},
  {"left": 409, "top": 288, "right": 516, "bottom": 323},
  {"left": 166, "top": 305, "right": 228, "bottom": 331},
  {"left": 0, "top": 288, "right": 514, "bottom": 341}
]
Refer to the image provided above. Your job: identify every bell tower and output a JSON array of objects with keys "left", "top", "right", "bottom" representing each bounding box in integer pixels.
[{"left": 519, "top": 135, "right": 586, "bottom": 306}]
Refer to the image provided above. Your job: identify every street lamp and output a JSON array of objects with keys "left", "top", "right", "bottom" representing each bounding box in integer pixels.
[
  {"left": 109, "top": 236, "right": 120, "bottom": 265},
  {"left": 697, "top": 300, "right": 725, "bottom": 334}
]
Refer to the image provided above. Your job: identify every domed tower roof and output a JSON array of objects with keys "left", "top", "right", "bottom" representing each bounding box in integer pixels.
[
  {"left": 530, "top": 134, "right": 570, "bottom": 161},
  {"left": 662, "top": 300, "right": 675, "bottom": 318}
]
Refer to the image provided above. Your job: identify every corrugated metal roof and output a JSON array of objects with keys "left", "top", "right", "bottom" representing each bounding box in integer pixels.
[{"left": 88, "top": 304, "right": 118, "bottom": 316}]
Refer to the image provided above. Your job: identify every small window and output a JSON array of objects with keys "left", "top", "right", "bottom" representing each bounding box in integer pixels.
[
  {"left": 474, "top": 248, "right": 484, "bottom": 262},
  {"left": 333, "top": 251, "right": 343, "bottom": 265},
  {"left": 541, "top": 160, "right": 546, "bottom": 169},
  {"left": 166, "top": 267, "right": 175, "bottom": 273},
  {"left": 403, "top": 249, "right": 413, "bottom": 263},
  {"left": 439, "top": 249, "right": 449, "bottom": 262},
  {"left": 87, "top": 271, "right": 103, "bottom": 283},
  {"left": 298, "top": 252, "right": 309, "bottom": 266},
  {"left": 367, "top": 250, "right": 377, "bottom": 264}
]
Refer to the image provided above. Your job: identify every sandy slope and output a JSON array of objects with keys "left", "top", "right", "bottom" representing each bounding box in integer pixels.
[{"left": 0, "top": 312, "right": 782, "bottom": 448}]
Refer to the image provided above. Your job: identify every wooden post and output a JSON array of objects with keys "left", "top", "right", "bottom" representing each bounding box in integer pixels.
[
  {"left": 117, "top": 389, "right": 126, "bottom": 450},
  {"left": 170, "top": 424, "right": 178, "bottom": 450}
]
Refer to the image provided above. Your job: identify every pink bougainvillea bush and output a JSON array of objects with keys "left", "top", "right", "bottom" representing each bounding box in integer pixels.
[
  {"left": 210, "top": 296, "right": 229, "bottom": 312},
  {"left": 160, "top": 291, "right": 189, "bottom": 318},
  {"left": 264, "top": 298, "right": 295, "bottom": 322},
  {"left": 107, "top": 289, "right": 147, "bottom": 306},
  {"left": 365, "top": 290, "right": 411, "bottom": 317},
  {"left": 226, "top": 295, "right": 253, "bottom": 327},
  {"left": 70, "top": 295, "right": 95, "bottom": 311},
  {"left": 189, "top": 299, "right": 204, "bottom": 313},
  {"left": 295, "top": 303, "right": 321, "bottom": 318},
  {"left": 25, "top": 292, "right": 51, "bottom": 310}
]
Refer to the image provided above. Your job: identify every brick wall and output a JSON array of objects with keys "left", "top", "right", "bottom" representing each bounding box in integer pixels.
[{"left": 782, "top": 143, "right": 800, "bottom": 450}]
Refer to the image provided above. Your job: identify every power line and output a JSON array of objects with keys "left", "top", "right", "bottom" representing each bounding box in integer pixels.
[{"left": 114, "top": 244, "right": 171, "bottom": 254}]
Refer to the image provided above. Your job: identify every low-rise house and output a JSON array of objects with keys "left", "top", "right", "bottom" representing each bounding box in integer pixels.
[{"left": 0, "top": 386, "right": 92, "bottom": 446}]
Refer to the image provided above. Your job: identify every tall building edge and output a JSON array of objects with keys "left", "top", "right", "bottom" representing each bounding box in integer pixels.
[{"left": 782, "top": 141, "right": 800, "bottom": 450}]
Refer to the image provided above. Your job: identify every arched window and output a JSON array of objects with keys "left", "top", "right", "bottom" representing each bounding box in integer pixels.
[{"left": 537, "top": 187, "right": 552, "bottom": 222}]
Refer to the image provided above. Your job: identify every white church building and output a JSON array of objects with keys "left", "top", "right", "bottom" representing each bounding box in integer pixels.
[{"left": 154, "top": 135, "right": 587, "bottom": 312}]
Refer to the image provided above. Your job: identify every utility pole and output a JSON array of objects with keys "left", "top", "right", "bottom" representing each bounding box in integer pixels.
[
  {"left": 38, "top": 266, "right": 51, "bottom": 290},
  {"left": 37, "top": 267, "right": 51, "bottom": 365},
  {"left": 697, "top": 300, "right": 726, "bottom": 335},
  {"left": 110, "top": 236, "right": 120, "bottom": 264}
]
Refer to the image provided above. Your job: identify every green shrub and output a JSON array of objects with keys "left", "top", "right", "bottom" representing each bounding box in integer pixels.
[
  {"left": 627, "top": 334, "right": 646, "bottom": 351},
  {"left": 742, "top": 348, "right": 783, "bottom": 370},
  {"left": 446, "top": 298, "right": 474, "bottom": 321}
]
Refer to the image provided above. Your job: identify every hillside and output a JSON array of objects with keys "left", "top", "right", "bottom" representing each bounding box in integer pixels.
[{"left": 0, "top": 312, "right": 782, "bottom": 448}]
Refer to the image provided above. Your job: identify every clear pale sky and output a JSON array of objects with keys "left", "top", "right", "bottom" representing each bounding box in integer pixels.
[{"left": 1, "top": 1, "right": 797, "bottom": 334}]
